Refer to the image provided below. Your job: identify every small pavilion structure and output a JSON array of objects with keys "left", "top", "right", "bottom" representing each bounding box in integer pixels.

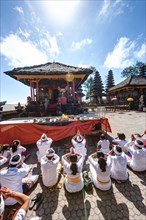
[
  {"left": 108, "top": 67, "right": 146, "bottom": 109},
  {"left": 5, "top": 62, "right": 92, "bottom": 103}
]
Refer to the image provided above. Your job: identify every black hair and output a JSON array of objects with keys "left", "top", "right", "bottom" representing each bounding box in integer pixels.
[
  {"left": 70, "top": 163, "right": 78, "bottom": 175},
  {"left": 117, "top": 133, "right": 126, "bottom": 140},
  {"left": 11, "top": 144, "right": 18, "bottom": 153},
  {"left": 46, "top": 155, "right": 54, "bottom": 160},
  {"left": 100, "top": 134, "right": 106, "bottom": 140},
  {"left": 70, "top": 154, "right": 77, "bottom": 163},
  {"left": 116, "top": 146, "right": 122, "bottom": 153},
  {"left": 98, "top": 157, "right": 107, "bottom": 172},
  {"left": 135, "top": 140, "right": 143, "bottom": 149},
  {"left": 9, "top": 154, "right": 21, "bottom": 167},
  {"left": 96, "top": 151, "right": 107, "bottom": 172},
  {"left": 13, "top": 140, "right": 20, "bottom": 145},
  {"left": 2, "top": 144, "right": 10, "bottom": 152},
  {"left": 96, "top": 151, "right": 105, "bottom": 158}
]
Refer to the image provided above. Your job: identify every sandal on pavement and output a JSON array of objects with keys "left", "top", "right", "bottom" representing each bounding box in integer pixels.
[
  {"left": 33, "top": 194, "right": 44, "bottom": 211},
  {"left": 29, "top": 193, "right": 42, "bottom": 210}
]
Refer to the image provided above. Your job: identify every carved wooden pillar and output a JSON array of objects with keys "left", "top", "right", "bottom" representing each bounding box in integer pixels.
[
  {"left": 30, "top": 81, "right": 33, "bottom": 100},
  {"left": 67, "top": 81, "right": 69, "bottom": 99},
  {"left": 72, "top": 80, "right": 75, "bottom": 100},
  {"left": 36, "top": 81, "right": 39, "bottom": 101}
]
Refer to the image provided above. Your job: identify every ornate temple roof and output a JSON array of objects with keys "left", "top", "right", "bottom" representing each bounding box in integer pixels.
[
  {"left": 4, "top": 62, "right": 93, "bottom": 88},
  {"left": 108, "top": 75, "right": 146, "bottom": 92}
]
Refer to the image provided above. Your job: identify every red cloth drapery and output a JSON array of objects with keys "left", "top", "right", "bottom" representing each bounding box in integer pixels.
[{"left": 0, "top": 118, "right": 112, "bottom": 145}]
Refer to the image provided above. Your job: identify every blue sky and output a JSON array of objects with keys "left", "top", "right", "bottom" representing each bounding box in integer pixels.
[{"left": 0, "top": 0, "right": 145, "bottom": 103}]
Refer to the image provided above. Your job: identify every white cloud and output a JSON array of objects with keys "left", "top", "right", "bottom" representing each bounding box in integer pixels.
[
  {"left": 49, "top": 37, "right": 60, "bottom": 55},
  {"left": 57, "top": 32, "right": 63, "bottom": 37},
  {"left": 71, "top": 38, "right": 92, "bottom": 50},
  {"left": 104, "top": 37, "right": 136, "bottom": 69},
  {"left": 99, "top": 0, "right": 110, "bottom": 16},
  {"left": 18, "top": 28, "right": 30, "bottom": 39},
  {"left": 14, "top": 6, "right": 24, "bottom": 14},
  {"left": 78, "top": 64, "right": 91, "bottom": 68},
  {"left": 134, "top": 43, "right": 145, "bottom": 59},
  {"left": 98, "top": 0, "right": 128, "bottom": 19},
  {"left": 0, "top": 34, "right": 48, "bottom": 67},
  {"left": 40, "top": 32, "right": 61, "bottom": 56}
]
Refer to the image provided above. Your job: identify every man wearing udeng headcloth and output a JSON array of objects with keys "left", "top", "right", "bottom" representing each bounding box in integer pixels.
[
  {"left": 71, "top": 130, "right": 87, "bottom": 161},
  {"left": 36, "top": 133, "right": 53, "bottom": 162},
  {"left": 40, "top": 148, "right": 61, "bottom": 187},
  {"left": 0, "top": 154, "right": 30, "bottom": 206}
]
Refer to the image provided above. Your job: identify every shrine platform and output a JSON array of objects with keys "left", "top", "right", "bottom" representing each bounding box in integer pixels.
[{"left": 0, "top": 114, "right": 112, "bottom": 145}]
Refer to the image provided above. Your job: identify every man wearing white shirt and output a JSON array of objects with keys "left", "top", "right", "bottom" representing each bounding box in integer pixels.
[
  {"left": 40, "top": 148, "right": 61, "bottom": 187},
  {"left": 71, "top": 131, "right": 87, "bottom": 160},
  {"left": 36, "top": 133, "right": 53, "bottom": 162},
  {"left": 97, "top": 134, "right": 110, "bottom": 153},
  {"left": 0, "top": 154, "right": 30, "bottom": 206},
  {"left": 108, "top": 145, "right": 128, "bottom": 183},
  {"left": 112, "top": 133, "right": 128, "bottom": 152},
  {"left": 126, "top": 139, "right": 146, "bottom": 172}
]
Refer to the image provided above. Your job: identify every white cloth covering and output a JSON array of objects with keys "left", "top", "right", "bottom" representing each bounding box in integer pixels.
[
  {"left": 14, "top": 208, "right": 26, "bottom": 220},
  {"left": 62, "top": 154, "right": 84, "bottom": 193},
  {"left": 71, "top": 139, "right": 87, "bottom": 159},
  {"left": 109, "top": 152, "right": 128, "bottom": 181},
  {"left": 36, "top": 138, "right": 53, "bottom": 162},
  {"left": 127, "top": 146, "right": 146, "bottom": 172},
  {"left": 88, "top": 155, "right": 112, "bottom": 191},
  {"left": 41, "top": 154, "right": 60, "bottom": 187},
  {"left": 97, "top": 139, "right": 110, "bottom": 153},
  {"left": 0, "top": 163, "right": 30, "bottom": 206}
]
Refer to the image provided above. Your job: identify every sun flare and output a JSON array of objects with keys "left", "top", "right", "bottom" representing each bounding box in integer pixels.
[{"left": 40, "top": 1, "right": 80, "bottom": 26}]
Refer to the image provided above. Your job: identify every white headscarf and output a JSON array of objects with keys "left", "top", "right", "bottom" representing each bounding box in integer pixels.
[
  {"left": 9, "top": 154, "right": 22, "bottom": 165},
  {"left": 114, "top": 145, "right": 122, "bottom": 155}
]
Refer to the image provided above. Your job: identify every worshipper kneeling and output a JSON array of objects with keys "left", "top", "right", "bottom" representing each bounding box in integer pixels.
[
  {"left": 112, "top": 133, "right": 128, "bottom": 152},
  {"left": 97, "top": 134, "right": 110, "bottom": 153},
  {"left": 10, "top": 140, "right": 28, "bottom": 162},
  {"left": 0, "top": 154, "right": 30, "bottom": 206},
  {"left": 71, "top": 130, "right": 87, "bottom": 161},
  {"left": 88, "top": 151, "right": 112, "bottom": 191},
  {"left": 0, "top": 144, "right": 10, "bottom": 161},
  {"left": 108, "top": 145, "right": 128, "bottom": 183},
  {"left": 40, "top": 148, "right": 61, "bottom": 187},
  {"left": 36, "top": 133, "right": 53, "bottom": 162},
  {"left": 0, "top": 186, "right": 30, "bottom": 220},
  {"left": 126, "top": 139, "right": 146, "bottom": 172},
  {"left": 62, "top": 150, "right": 84, "bottom": 193}
]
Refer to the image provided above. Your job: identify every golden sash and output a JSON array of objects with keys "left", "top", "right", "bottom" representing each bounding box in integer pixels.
[
  {"left": 97, "top": 178, "right": 110, "bottom": 185},
  {"left": 67, "top": 176, "right": 81, "bottom": 184}
]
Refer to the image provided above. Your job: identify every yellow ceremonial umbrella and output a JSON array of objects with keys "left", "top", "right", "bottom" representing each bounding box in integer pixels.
[{"left": 127, "top": 97, "right": 134, "bottom": 102}]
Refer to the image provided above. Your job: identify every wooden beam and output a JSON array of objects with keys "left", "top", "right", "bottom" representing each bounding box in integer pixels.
[
  {"left": 109, "top": 86, "right": 146, "bottom": 93},
  {"left": 15, "top": 74, "right": 85, "bottom": 80}
]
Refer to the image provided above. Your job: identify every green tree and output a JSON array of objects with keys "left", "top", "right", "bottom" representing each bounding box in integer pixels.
[
  {"left": 105, "top": 70, "right": 115, "bottom": 93},
  {"left": 83, "top": 66, "right": 95, "bottom": 101},
  {"left": 121, "top": 61, "right": 145, "bottom": 78},
  {"left": 83, "top": 76, "right": 94, "bottom": 101},
  {"left": 90, "top": 71, "right": 104, "bottom": 104}
]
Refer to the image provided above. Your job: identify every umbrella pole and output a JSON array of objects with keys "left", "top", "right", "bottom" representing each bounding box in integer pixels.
[{"left": 114, "top": 101, "right": 116, "bottom": 112}]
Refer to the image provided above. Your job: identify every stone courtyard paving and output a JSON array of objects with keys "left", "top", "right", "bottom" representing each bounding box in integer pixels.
[{"left": 4, "top": 133, "right": 146, "bottom": 220}]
